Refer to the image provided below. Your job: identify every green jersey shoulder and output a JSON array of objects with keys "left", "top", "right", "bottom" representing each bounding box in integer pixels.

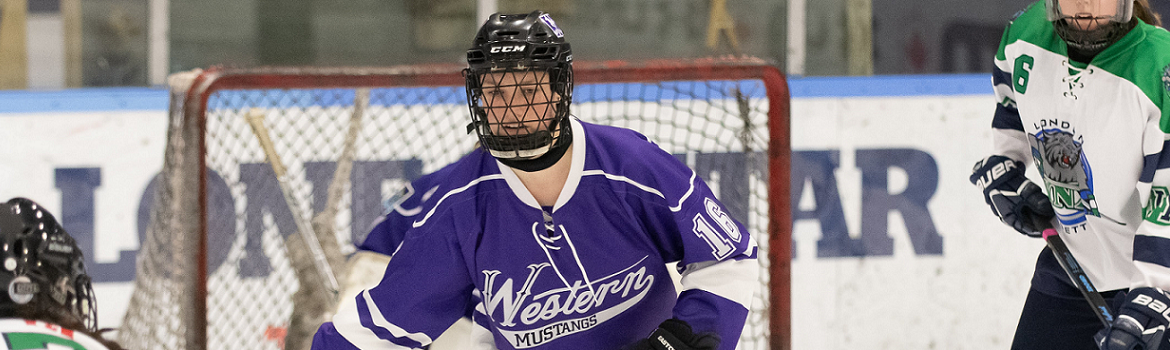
[
  {"left": 998, "top": 0, "right": 1170, "bottom": 127},
  {"left": 0, "top": 319, "right": 109, "bottom": 350}
]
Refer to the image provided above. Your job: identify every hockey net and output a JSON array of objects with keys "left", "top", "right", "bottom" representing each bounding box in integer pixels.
[{"left": 118, "top": 58, "right": 791, "bottom": 350}]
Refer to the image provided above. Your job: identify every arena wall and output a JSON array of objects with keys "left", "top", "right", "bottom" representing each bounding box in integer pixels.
[{"left": 0, "top": 74, "right": 1035, "bottom": 349}]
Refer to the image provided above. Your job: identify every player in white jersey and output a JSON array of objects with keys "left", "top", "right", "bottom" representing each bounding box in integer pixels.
[
  {"left": 313, "top": 10, "right": 757, "bottom": 350},
  {"left": 970, "top": 0, "right": 1170, "bottom": 349},
  {"left": 0, "top": 198, "right": 123, "bottom": 350}
]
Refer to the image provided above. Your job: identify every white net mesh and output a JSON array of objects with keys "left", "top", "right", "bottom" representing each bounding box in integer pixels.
[{"left": 119, "top": 61, "right": 789, "bottom": 350}]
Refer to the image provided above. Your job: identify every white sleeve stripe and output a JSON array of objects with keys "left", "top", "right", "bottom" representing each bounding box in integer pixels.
[
  {"left": 413, "top": 174, "right": 505, "bottom": 228},
  {"left": 992, "top": 128, "right": 1031, "bottom": 164},
  {"left": 679, "top": 258, "right": 759, "bottom": 307},
  {"left": 362, "top": 289, "right": 435, "bottom": 345},
  {"left": 747, "top": 234, "right": 759, "bottom": 255},
  {"left": 993, "top": 84, "right": 1016, "bottom": 103},
  {"left": 331, "top": 293, "right": 414, "bottom": 349},
  {"left": 1134, "top": 260, "right": 1170, "bottom": 292},
  {"left": 580, "top": 169, "right": 697, "bottom": 212}
]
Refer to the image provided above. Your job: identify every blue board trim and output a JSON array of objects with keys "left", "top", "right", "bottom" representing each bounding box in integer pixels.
[
  {"left": 0, "top": 74, "right": 995, "bottom": 113},
  {"left": 0, "top": 87, "right": 168, "bottom": 113},
  {"left": 787, "top": 74, "right": 992, "bottom": 98}
]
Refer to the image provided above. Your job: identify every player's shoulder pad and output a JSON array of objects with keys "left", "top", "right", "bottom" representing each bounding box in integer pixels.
[
  {"left": 578, "top": 120, "right": 686, "bottom": 175},
  {"left": 996, "top": 1, "right": 1056, "bottom": 59},
  {"left": 577, "top": 119, "right": 664, "bottom": 156},
  {"left": 577, "top": 120, "right": 700, "bottom": 204},
  {"left": 577, "top": 118, "right": 650, "bottom": 142},
  {"left": 1010, "top": 3, "right": 1032, "bottom": 22},
  {"left": 1013, "top": 1, "right": 1045, "bottom": 22},
  {"left": 1006, "top": 1, "right": 1043, "bottom": 32}
]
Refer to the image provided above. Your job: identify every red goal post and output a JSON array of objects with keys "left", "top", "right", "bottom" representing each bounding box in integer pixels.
[{"left": 118, "top": 57, "right": 791, "bottom": 350}]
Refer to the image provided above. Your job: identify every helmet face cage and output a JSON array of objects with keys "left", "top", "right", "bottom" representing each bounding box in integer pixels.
[
  {"left": 466, "top": 65, "right": 573, "bottom": 159},
  {"left": 465, "top": 11, "right": 574, "bottom": 160},
  {"left": 71, "top": 274, "right": 97, "bottom": 331},
  {"left": 1046, "top": 0, "right": 1134, "bottom": 52},
  {"left": 0, "top": 198, "right": 96, "bottom": 331}
]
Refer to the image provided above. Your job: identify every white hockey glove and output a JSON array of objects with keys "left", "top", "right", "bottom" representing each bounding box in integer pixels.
[
  {"left": 969, "top": 155, "right": 1055, "bottom": 237},
  {"left": 1096, "top": 287, "right": 1170, "bottom": 350}
]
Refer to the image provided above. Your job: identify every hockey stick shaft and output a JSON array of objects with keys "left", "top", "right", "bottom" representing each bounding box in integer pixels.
[
  {"left": 1040, "top": 224, "right": 1113, "bottom": 326},
  {"left": 245, "top": 108, "right": 340, "bottom": 294},
  {"left": 284, "top": 91, "right": 366, "bottom": 350},
  {"left": 318, "top": 88, "right": 367, "bottom": 225}
]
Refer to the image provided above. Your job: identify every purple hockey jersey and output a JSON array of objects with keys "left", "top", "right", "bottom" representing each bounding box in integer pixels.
[{"left": 315, "top": 118, "right": 758, "bottom": 350}]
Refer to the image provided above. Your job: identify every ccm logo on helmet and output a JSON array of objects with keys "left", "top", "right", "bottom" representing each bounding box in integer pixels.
[{"left": 490, "top": 45, "right": 526, "bottom": 53}]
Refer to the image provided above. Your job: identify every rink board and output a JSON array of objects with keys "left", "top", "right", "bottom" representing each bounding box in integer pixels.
[{"left": 0, "top": 74, "right": 1036, "bottom": 349}]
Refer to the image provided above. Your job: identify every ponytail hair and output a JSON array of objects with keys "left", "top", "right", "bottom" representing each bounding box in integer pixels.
[{"left": 1134, "top": 0, "right": 1162, "bottom": 27}]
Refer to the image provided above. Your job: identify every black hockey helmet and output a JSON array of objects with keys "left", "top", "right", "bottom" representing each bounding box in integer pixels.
[
  {"left": 464, "top": 10, "right": 574, "bottom": 160},
  {"left": 1046, "top": 0, "right": 1135, "bottom": 54},
  {"left": 0, "top": 198, "right": 96, "bottom": 331}
]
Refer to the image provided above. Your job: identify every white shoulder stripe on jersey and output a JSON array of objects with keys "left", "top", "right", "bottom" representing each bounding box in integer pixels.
[
  {"left": 671, "top": 169, "right": 698, "bottom": 211},
  {"left": 580, "top": 168, "right": 697, "bottom": 212},
  {"left": 580, "top": 170, "right": 664, "bottom": 197},
  {"left": 413, "top": 174, "right": 505, "bottom": 228}
]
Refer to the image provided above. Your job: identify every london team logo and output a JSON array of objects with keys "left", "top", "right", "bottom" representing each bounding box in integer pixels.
[{"left": 1029, "top": 119, "right": 1122, "bottom": 231}]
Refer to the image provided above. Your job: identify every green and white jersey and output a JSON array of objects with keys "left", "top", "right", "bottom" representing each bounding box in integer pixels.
[
  {"left": 993, "top": 1, "right": 1170, "bottom": 291},
  {"left": 0, "top": 319, "right": 109, "bottom": 350}
]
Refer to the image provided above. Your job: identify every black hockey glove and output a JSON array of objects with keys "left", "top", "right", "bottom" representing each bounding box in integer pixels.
[
  {"left": 623, "top": 319, "right": 720, "bottom": 350},
  {"left": 1095, "top": 287, "right": 1170, "bottom": 350},
  {"left": 969, "top": 155, "right": 1055, "bottom": 237}
]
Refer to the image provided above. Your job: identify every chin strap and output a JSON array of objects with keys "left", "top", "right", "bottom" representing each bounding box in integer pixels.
[
  {"left": 1057, "top": 18, "right": 1136, "bottom": 57},
  {"left": 498, "top": 127, "right": 572, "bottom": 172}
]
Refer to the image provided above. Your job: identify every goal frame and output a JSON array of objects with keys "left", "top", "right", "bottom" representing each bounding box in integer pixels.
[{"left": 171, "top": 57, "right": 791, "bottom": 350}]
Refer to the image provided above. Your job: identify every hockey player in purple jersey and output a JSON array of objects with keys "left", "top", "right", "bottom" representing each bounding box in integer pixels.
[{"left": 313, "top": 10, "right": 757, "bottom": 350}]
